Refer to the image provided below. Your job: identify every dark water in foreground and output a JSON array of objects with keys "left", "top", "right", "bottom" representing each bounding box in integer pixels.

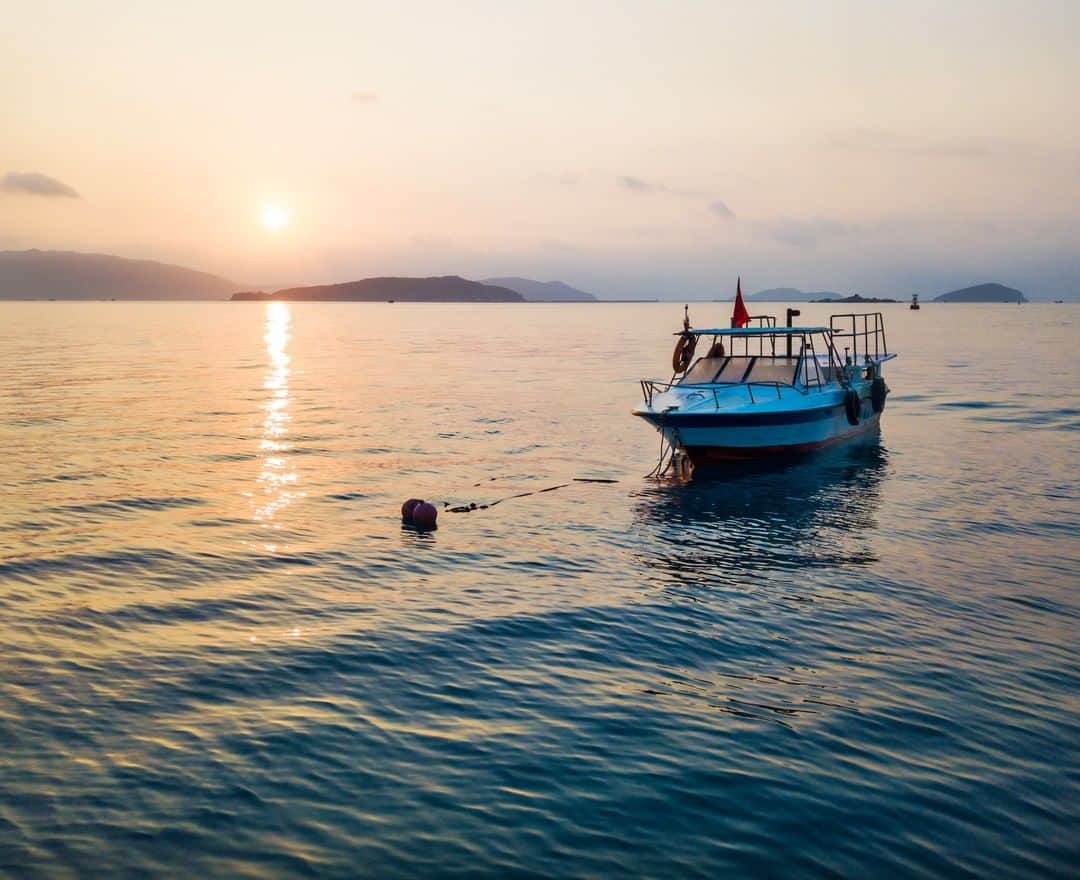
[{"left": 1, "top": 301, "right": 1077, "bottom": 878}]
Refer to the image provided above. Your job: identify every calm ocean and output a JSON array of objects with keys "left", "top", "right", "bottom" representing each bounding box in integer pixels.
[{"left": 1, "top": 301, "right": 1077, "bottom": 877}]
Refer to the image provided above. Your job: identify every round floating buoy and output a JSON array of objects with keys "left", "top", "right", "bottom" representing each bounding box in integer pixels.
[
  {"left": 411, "top": 501, "right": 438, "bottom": 530},
  {"left": 401, "top": 498, "right": 423, "bottom": 522},
  {"left": 871, "top": 377, "right": 888, "bottom": 413},
  {"left": 844, "top": 389, "right": 861, "bottom": 426}
]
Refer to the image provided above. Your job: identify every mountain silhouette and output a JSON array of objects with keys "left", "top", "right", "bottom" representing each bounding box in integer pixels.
[
  {"left": 933, "top": 282, "right": 1026, "bottom": 303},
  {"left": 481, "top": 277, "right": 597, "bottom": 301},
  {"left": 0, "top": 249, "right": 238, "bottom": 300},
  {"left": 232, "top": 276, "right": 524, "bottom": 302}
]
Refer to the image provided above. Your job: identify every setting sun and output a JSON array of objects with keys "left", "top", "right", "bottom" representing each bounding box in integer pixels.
[{"left": 260, "top": 204, "right": 289, "bottom": 231}]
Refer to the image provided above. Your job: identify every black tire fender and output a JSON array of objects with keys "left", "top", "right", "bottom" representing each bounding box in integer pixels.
[
  {"left": 871, "top": 377, "right": 888, "bottom": 413},
  {"left": 844, "top": 389, "right": 861, "bottom": 426}
]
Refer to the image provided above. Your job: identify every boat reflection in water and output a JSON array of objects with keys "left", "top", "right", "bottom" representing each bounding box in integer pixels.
[
  {"left": 626, "top": 433, "right": 890, "bottom": 730},
  {"left": 632, "top": 431, "right": 889, "bottom": 584}
]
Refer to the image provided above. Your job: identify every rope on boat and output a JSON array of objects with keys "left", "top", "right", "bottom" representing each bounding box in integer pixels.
[
  {"left": 646, "top": 424, "right": 688, "bottom": 480},
  {"left": 645, "top": 431, "right": 673, "bottom": 480}
]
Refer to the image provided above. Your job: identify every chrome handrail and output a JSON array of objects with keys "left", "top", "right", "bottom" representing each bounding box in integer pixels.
[
  {"left": 641, "top": 378, "right": 800, "bottom": 408},
  {"left": 745, "top": 382, "right": 785, "bottom": 404}
]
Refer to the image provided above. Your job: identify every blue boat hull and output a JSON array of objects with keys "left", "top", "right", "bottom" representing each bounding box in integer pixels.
[{"left": 635, "top": 395, "right": 882, "bottom": 462}]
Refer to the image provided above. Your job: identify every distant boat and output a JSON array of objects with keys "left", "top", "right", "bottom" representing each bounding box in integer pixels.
[
  {"left": 910, "top": 293, "right": 920, "bottom": 310},
  {"left": 1054, "top": 300, "right": 1064, "bottom": 304}
]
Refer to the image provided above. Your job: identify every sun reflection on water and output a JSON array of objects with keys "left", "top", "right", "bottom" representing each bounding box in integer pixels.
[{"left": 254, "top": 302, "right": 300, "bottom": 528}]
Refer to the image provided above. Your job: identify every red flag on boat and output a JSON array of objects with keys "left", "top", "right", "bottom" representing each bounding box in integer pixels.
[{"left": 732, "top": 277, "right": 750, "bottom": 328}]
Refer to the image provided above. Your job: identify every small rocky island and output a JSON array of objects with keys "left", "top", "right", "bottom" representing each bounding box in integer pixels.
[
  {"left": 811, "top": 293, "right": 897, "bottom": 303},
  {"left": 232, "top": 276, "right": 524, "bottom": 302},
  {"left": 933, "top": 282, "right": 1026, "bottom": 303}
]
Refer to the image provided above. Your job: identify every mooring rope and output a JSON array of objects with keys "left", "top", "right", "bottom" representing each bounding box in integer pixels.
[{"left": 443, "top": 477, "right": 619, "bottom": 514}]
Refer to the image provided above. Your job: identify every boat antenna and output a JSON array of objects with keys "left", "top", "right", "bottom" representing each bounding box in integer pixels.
[{"left": 683, "top": 304, "right": 691, "bottom": 332}]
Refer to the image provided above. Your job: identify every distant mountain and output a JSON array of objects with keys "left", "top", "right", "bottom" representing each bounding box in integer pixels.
[
  {"left": 481, "top": 277, "right": 597, "bottom": 302},
  {"left": 749, "top": 287, "right": 843, "bottom": 302},
  {"left": 933, "top": 282, "right": 1027, "bottom": 303},
  {"left": 0, "top": 249, "right": 238, "bottom": 300},
  {"left": 232, "top": 276, "right": 524, "bottom": 302}
]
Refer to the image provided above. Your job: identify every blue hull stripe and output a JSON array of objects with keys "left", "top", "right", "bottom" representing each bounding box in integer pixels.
[{"left": 636, "top": 404, "right": 842, "bottom": 428}]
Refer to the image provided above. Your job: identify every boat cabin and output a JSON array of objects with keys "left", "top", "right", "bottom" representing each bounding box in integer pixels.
[{"left": 675, "top": 313, "right": 890, "bottom": 392}]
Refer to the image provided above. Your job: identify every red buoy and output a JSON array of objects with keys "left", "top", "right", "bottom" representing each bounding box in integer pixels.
[
  {"left": 401, "top": 498, "right": 423, "bottom": 522},
  {"left": 411, "top": 501, "right": 438, "bottom": 530}
]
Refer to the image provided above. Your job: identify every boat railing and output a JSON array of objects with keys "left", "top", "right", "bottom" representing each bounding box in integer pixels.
[
  {"left": 829, "top": 312, "right": 888, "bottom": 365},
  {"left": 640, "top": 378, "right": 792, "bottom": 409},
  {"left": 744, "top": 382, "right": 786, "bottom": 404},
  {"left": 640, "top": 379, "right": 674, "bottom": 407}
]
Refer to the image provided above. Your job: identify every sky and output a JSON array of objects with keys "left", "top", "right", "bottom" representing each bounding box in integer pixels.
[{"left": 1, "top": 0, "right": 1078, "bottom": 298}]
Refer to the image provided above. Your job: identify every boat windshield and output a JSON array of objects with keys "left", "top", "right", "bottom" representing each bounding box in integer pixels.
[
  {"left": 715, "top": 357, "right": 753, "bottom": 382},
  {"left": 679, "top": 355, "right": 800, "bottom": 386},
  {"left": 680, "top": 356, "right": 726, "bottom": 384},
  {"left": 746, "top": 357, "right": 799, "bottom": 384}
]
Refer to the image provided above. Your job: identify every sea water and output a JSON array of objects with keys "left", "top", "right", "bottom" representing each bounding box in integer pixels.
[{"left": 1, "top": 301, "right": 1076, "bottom": 877}]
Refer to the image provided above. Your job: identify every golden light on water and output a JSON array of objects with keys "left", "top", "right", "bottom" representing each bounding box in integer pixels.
[{"left": 254, "top": 302, "right": 299, "bottom": 526}]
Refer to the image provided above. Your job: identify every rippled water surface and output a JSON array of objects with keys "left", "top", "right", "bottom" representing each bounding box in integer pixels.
[{"left": 1, "top": 301, "right": 1077, "bottom": 877}]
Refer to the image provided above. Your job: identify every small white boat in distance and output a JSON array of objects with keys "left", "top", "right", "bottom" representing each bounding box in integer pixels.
[{"left": 633, "top": 311, "right": 896, "bottom": 464}]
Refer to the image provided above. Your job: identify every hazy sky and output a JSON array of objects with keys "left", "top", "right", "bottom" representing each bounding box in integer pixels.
[{"left": 2, "top": 0, "right": 1078, "bottom": 297}]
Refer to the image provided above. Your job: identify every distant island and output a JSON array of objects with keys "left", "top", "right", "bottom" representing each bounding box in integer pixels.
[
  {"left": 0, "top": 250, "right": 603, "bottom": 303},
  {"left": 0, "top": 250, "right": 1050, "bottom": 304},
  {"left": 933, "top": 282, "right": 1027, "bottom": 303},
  {"left": 232, "top": 276, "right": 524, "bottom": 302},
  {"left": 0, "top": 249, "right": 238, "bottom": 300},
  {"left": 811, "top": 294, "right": 897, "bottom": 303},
  {"left": 749, "top": 282, "right": 1032, "bottom": 304},
  {"left": 482, "top": 277, "right": 597, "bottom": 302},
  {"left": 748, "top": 287, "right": 844, "bottom": 302}
]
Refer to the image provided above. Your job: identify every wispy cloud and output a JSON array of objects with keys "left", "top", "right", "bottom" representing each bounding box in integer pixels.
[
  {"left": 619, "top": 174, "right": 735, "bottom": 218},
  {"left": 754, "top": 217, "right": 859, "bottom": 248},
  {"left": 618, "top": 175, "right": 707, "bottom": 197},
  {"left": 350, "top": 90, "right": 378, "bottom": 104},
  {"left": 1, "top": 171, "right": 80, "bottom": 198},
  {"left": 619, "top": 175, "right": 663, "bottom": 193},
  {"left": 709, "top": 200, "right": 735, "bottom": 219}
]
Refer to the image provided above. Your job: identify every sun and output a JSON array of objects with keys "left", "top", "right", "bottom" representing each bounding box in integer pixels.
[{"left": 261, "top": 203, "right": 289, "bottom": 231}]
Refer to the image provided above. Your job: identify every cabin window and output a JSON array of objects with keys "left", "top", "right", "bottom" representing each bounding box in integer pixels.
[
  {"left": 679, "top": 356, "right": 727, "bottom": 384},
  {"left": 745, "top": 357, "right": 799, "bottom": 385}
]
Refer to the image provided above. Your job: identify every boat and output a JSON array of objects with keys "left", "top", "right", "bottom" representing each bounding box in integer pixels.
[
  {"left": 633, "top": 306, "right": 896, "bottom": 466},
  {"left": 910, "top": 293, "right": 920, "bottom": 310}
]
